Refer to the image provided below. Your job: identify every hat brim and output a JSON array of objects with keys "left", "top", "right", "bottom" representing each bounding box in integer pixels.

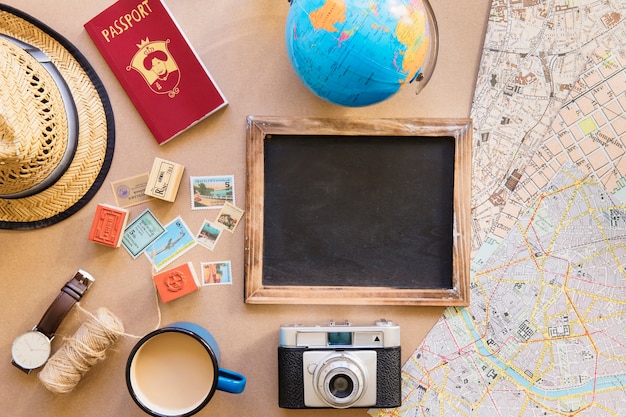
[{"left": 0, "top": 4, "right": 114, "bottom": 230}]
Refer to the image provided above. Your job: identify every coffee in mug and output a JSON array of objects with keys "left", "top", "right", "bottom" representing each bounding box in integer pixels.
[{"left": 126, "top": 322, "right": 246, "bottom": 416}]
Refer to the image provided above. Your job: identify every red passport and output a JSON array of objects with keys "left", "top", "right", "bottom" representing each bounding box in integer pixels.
[{"left": 84, "top": 0, "right": 227, "bottom": 144}]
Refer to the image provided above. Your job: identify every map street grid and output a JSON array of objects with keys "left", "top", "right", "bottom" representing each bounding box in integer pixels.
[
  {"left": 470, "top": 0, "right": 626, "bottom": 250},
  {"left": 370, "top": 0, "right": 626, "bottom": 416},
  {"left": 372, "top": 164, "right": 626, "bottom": 416}
]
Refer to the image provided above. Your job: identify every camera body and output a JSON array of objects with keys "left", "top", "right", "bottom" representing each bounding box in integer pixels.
[{"left": 278, "top": 319, "right": 401, "bottom": 409}]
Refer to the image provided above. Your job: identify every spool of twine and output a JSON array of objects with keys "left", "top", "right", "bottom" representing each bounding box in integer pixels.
[{"left": 38, "top": 307, "right": 125, "bottom": 394}]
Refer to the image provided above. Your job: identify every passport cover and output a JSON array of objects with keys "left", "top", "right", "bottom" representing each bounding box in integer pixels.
[
  {"left": 84, "top": 0, "right": 227, "bottom": 144},
  {"left": 152, "top": 262, "right": 200, "bottom": 302}
]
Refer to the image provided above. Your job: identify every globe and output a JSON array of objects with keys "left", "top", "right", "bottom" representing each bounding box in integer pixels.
[{"left": 285, "top": 0, "right": 437, "bottom": 107}]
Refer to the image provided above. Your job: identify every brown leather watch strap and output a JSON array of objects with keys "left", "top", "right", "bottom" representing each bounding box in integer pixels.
[{"left": 36, "top": 270, "right": 94, "bottom": 338}]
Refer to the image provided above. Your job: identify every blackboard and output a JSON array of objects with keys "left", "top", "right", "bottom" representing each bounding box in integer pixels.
[{"left": 244, "top": 117, "right": 472, "bottom": 306}]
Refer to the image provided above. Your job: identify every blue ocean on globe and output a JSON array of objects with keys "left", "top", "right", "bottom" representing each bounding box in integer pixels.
[{"left": 285, "top": 0, "right": 431, "bottom": 107}]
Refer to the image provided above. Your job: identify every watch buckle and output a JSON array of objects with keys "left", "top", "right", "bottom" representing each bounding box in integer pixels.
[{"left": 75, "top": 269, "right": 95, "bottom": 288}]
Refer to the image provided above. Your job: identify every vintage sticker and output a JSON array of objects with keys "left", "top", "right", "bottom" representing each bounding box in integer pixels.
[
  {"left": 190, "top": 175, "right": 235, "bottom": 210},
  {"left": 195, "top": 219, "right": 223, "bottom": 251},
  {"left": 111, "top": 173, "right": 154, "bottom": 208},
  {"left": 215, "top": 201, "right": 245, "bottom": 233},
  {"left": 121, "top": 209, "right": 166, "bottom": 258},
  {"left": 144, "top": 216, "right": 196, "bottom": 271},
  {"left": 201, "top": 261, "right": 232, "bottom": 285}
]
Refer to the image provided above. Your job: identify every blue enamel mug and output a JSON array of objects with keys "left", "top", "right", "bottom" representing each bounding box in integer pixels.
[{"left": 126, "top": 322, "right": 246, "bottom": 417}]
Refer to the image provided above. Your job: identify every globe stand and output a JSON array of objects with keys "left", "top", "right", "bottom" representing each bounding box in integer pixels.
[{"left": 411, "top": 0, "right": 439, "bottom": 95}]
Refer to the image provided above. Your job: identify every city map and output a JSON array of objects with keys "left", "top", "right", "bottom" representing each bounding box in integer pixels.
[
  {"left": 371, "top": 164, "right": 626, "bottom": 416},
  {"left": 371, "top": 0, "right": 626, "bottom": 416}
]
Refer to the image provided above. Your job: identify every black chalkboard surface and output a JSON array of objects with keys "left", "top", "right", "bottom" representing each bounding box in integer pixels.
[
  {"left": 245, "top": 117, "right": 472, "bottom": 306},
  {"left": 263, "top": 134, "right": 455, "bottom": 289}
]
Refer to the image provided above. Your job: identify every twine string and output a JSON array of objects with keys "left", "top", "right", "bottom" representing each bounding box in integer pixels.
[
  {"left": 37, "top": 275, "right": 163, "bottom": 394},
  {"left": 38, "top": 307, "right": 124, "bottom": 394}
]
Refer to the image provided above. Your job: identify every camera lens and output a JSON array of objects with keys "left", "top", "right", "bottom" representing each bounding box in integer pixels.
[
  {"left": 321, "top": 365, "right": 362, "bottom": 407},
  {"left": 329, "top": 374, "right": 354, "bottom": 399},
  {"left": 310, "top": 352, "right": 369, "bottom": 408}
]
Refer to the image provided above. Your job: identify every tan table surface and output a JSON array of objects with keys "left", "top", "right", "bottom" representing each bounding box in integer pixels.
[{"left": 0, "top": 0, "right": 491, "bottom": 415}]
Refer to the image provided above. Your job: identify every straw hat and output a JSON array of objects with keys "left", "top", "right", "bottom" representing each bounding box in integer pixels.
[{"left": 0, "top": 5, "right": 114, "bottom": 229}]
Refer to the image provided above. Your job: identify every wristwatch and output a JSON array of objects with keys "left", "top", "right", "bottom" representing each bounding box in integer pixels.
[{"left": 11, "top": 269, "right": 95, "bottom": 374}]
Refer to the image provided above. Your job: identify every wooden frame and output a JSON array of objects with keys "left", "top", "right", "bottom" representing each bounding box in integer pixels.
[{"left": 244, "top": 116, "right": 472, "bottom": 306}]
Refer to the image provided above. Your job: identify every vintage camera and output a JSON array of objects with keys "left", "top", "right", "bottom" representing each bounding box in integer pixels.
[{"left": 278, "top": 319, "right": 401, "bottom": 409}]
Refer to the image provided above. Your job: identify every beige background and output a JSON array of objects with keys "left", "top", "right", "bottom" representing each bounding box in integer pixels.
[{"left": 0, "top": 0, "right": 491, "bottom": 415}]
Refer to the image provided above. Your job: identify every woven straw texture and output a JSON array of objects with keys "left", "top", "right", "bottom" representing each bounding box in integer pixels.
[
  {"left": 0, "top": 7, "right": 113, "bottom": 229},
  {"left": 0, "top": 37, "right": 70, "bottom": 195}
]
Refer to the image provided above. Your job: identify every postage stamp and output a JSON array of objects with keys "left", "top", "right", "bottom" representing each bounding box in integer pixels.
[
  {"left": 215, "top": 201, "right": 245, "bottom": 233},
  {"left": 144, "top": 216, "right": 196, "bottom": 271},
  {"left": 190, "top": 175, "right": 235, "bottom": 210},
  {"left": 195, "top": 219, "right": 223, "bottom": 251},
  {"left": 121, "top": 208, "right": 166, "bottom": 259},
  {"left": 201, "top": 261, "right": 232, "bottom": 285}
]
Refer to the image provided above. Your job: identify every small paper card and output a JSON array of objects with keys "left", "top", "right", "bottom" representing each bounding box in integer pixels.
[
  {"left": 215, "top": 202, "right": 245, "bottom": 233},
  {"left": 111, "top": 173, "right": 154, "bottom": 208},
  {"left": 122, "top": 208, "right": 166, "bottom": 258},
  {"left": 195, "top": 220, "right": 223, "bottom": 251},
  {"left": 190, "top": 175, "right": 234, "bottom": 210},
  {"left": 145, "top": 216, "right": 196, "bottom": 271},
  {"left": 201, "top": 261, "right": 232, "bottom": 285}
]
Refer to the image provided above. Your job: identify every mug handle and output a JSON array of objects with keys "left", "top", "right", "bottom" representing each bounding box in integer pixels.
[{"left": 216, "top": 368, "right": 247, "bottom": 394}]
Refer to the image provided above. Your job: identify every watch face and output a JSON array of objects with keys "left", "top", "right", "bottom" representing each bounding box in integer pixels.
[{"left": 11, "top": 331, "right": 51, "bottom": 370}]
